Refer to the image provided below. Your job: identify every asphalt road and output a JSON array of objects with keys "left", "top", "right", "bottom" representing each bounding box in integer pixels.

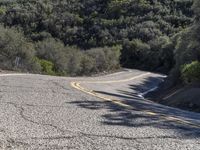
[{"left": 0, "top": 69, "right": 200, "bottom": 150}]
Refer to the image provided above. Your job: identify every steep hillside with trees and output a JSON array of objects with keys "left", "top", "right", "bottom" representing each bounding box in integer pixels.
[
  {"left": 171, "top": 0, "right": 200, "bottom": 84},
  {"left": 144, "top": 0, "right": 200, "bottom": 112},
  {"left": 0, "top": 0, "right": 194, "bottom": 76}
]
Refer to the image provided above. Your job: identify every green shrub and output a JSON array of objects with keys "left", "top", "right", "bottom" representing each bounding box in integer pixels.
[
  {"left": 34, "top": 57, "right": 55, "bottom": 75},
  {"left": 0, "top": 7, "right": 6, "bottom": 15},
  {"left": 181, "top": 61, "right": 200, "bottom": 84}
]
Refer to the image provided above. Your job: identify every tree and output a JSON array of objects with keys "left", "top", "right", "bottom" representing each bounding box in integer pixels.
[{"left": 121, "top": 39, "right": 150, "bottom": 68}]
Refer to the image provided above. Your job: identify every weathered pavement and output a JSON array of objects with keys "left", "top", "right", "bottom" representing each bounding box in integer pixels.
[{"left": 0, "top": 69, "right": 199, "bottom": 149}]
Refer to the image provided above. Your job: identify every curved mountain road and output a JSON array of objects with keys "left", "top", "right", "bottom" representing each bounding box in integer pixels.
[{"left": 0, "top": 69, "right": 199, "bottom": 149}]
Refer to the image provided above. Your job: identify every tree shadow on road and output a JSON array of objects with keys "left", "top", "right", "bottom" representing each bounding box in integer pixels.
[
  {"left": 69, "top": 100, "right": 200, "bottom": 139},
  {"left": 68, "top": 76, "right": 200, "bottom": 139}
]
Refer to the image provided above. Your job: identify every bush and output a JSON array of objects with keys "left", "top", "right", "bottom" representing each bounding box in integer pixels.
[
  {"left": 86, "top": 48, "right": 107, "bottom": 72},
  {"left": 181, "top": 61, "right": 200, "bottom": 84},
  {"left": 36, "top": 38, "right": 68, "bottom": 75},
  {"left": 0, "top": 26, "right": 121, "bottom": 76},
  {"left": 86, "top": 46, "right": 121, "bottom": 73},
  {"left": 0, "top": 26, "right": 39, "bottom": 72},
  {"left": 64, "top": 46, "right": 121, "bottom": 76},
  {"left": 65, "top": 48, "right": 83, "bottom": 76},
  {"left": 34, "top": 57, "right": 55, "bottom": 75},
  {"left": 80, "top": 54, "right": 95, "bottom": 75},
  {"left": 36, "top": 40, "right": 121, "bottom": 76},
  {"left": 103, "top": 45, "right": 121, "bottom": 70}
]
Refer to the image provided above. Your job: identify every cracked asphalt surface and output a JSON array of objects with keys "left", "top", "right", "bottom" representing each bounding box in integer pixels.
[{"left": 0, "top": 69, "right": 200, "bottom": 150}]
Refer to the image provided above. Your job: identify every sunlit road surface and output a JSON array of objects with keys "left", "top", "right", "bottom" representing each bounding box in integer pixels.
[{"left": 0, "top": 69, "right": 199, "bottom": 149}]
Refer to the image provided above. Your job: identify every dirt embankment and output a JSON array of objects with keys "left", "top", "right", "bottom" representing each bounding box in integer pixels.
[{"left": 146, "top": 83, "right": 200, "bottom": 113}]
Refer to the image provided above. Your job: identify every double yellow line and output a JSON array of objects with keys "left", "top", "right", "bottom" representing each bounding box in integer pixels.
[{"left": 71, "top": 73, "right": 200, "bottom": 129}]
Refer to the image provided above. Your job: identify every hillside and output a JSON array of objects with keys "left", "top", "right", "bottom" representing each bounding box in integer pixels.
[{"left": 0, "top": 0, "right": 193, "bottom": 76}]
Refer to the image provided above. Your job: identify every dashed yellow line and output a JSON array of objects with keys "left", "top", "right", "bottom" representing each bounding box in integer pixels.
[{"left": 71, "top": 73, "right": 200, "bottom": 129}]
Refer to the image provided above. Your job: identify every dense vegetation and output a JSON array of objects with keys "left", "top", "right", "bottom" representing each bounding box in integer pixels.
[
  {"left": 174, "top": 0, "right": 200, "bottom": 84},
  {"left": 0, "top": 0, "right": 197, "bottom": 81}
]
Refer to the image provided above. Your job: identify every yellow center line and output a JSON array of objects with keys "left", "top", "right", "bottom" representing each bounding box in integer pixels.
[{"left": 70, "top": 73, "right": 200, "bottom": 129}]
